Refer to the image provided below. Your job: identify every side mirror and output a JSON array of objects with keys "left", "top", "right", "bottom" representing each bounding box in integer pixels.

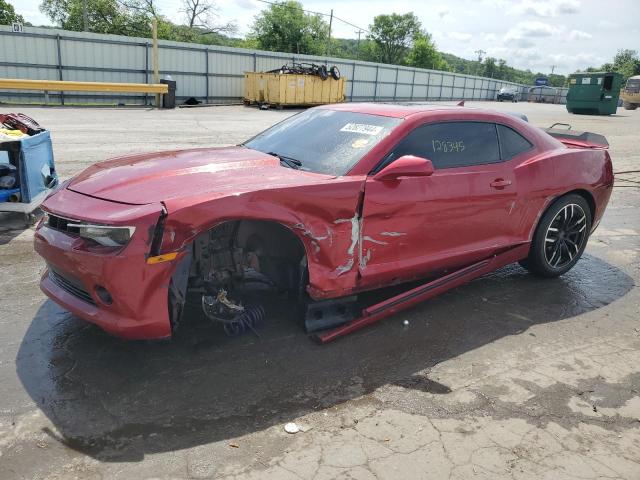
[{"left": 374, "top": 155, "right": 434, "bottom": 181}]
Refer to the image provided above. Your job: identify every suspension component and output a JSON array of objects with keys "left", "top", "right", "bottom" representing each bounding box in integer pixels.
[
  {"left": 201, "top": 289, "right": 266, "bottom": 337},
  {"left": 223, "top": 305, "right": 266, "bottom": 337}
]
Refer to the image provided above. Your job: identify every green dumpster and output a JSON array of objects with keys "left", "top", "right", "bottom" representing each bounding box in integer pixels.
[{"left": 566, "top": 72, "right": 623, "bottom": 115}]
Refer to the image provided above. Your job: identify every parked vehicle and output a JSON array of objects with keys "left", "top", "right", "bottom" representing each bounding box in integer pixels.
[
  {"left": 497, "top": 87, "right": 518, "bottom": 102},
  {"left": 528, "top": 86, "right": 558, "bottom": 103},
  {"left": 621, "top": 75, "right": 640, "bottom": 110},
  {"left": 34, "top": 104, "right": 613, "bottom": 342}
]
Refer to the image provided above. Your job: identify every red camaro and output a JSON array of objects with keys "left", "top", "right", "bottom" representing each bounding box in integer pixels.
[{"left": 34, "top": 104, "right": 613, "bottom": 342}]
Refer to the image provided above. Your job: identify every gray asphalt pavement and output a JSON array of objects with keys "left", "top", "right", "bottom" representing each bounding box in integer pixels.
[{"left": 0, "top": 102, "right": 639, "bottom": 480}]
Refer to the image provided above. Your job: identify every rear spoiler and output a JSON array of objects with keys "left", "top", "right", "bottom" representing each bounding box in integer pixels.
[{"left": 543, "top": 123, "right": 609, "bottom": 149}]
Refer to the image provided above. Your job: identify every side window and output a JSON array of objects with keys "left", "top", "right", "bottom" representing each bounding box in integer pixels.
[
  {"left": 386, "top": 122, "right": 501, "bottom": 170},
  {"left": 497, "top": 124, "right": 533, "bottom": 160}
]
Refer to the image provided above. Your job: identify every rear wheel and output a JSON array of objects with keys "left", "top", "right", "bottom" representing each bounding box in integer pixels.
[
  {"left": 623, "top": 101, "right": 638, "bottom": 110},
  {"left": 330, "top": 66, "right": 341, "bottom": 80},
  {"left": 520, "top": 194, "right": 591, "bottom": 277}
]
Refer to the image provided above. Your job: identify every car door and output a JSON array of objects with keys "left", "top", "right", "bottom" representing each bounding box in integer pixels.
[{"left": 357, "top": 121, "right": 526, "bottom": 288}]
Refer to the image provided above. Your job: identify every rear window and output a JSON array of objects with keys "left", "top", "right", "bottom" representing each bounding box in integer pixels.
[{"left": 497, "top": 125, "right": 533, "bottom": 160}]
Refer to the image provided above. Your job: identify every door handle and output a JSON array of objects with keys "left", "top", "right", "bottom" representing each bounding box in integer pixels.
[{"left": 490, "top": 178, "right": 512, "bottom": 188}]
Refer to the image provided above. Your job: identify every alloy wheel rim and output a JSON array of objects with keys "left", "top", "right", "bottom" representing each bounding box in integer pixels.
[{"left": 544, "top": 203, "right": 588, "bottom": 269}]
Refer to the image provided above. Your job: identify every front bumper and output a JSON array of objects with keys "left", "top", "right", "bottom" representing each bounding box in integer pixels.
[{"left": 34, "top": 189, "right": 178, "bottom": 339}]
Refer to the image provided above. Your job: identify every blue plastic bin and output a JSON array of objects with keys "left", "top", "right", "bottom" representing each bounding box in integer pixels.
[
  {"left": 17, "top": 131, "right": 58, "bottom": 203},
  {"left": 0, "top": 130, "right": 57, "bottom": 204},
  {"left": 0, "top": 187, "right": 20, "bottom": 202}
]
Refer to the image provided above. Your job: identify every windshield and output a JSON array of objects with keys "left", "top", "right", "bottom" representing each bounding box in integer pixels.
[
  {"left": 627, "top": 79, "right": 640, "bottom": 93},
  {"left": 243, "top": 109, "right": 402, "bottom": 175}
]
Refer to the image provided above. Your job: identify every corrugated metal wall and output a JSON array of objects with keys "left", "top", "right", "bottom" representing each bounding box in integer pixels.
[{"left": 0, "top": 25, "right": 567, "bottom": 105}]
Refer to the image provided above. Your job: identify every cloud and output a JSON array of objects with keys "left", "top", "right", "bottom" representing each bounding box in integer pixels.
[
  {"left": 504, "top": 21, "right": 560, "bottom": 48},
  {"left": 503, "top": 21, "right": 563, "bottom": 49},
  {"left": 448, "top": 32, "right": 473, "bottom": 41},
  {"left": 233, "top": 0, "right": 258, "bottom": 10},
  {"left": 511, "top": 0, "right": 580, "bottom": 17},
  {"left": 435, "top": 6, "right": 450, "bottom": 19},
  {"left": 481, "top": 32, "right": 499, "bottom": 43},
  {"left": 568, "top": 29, "right": 592, "bottom": 40},
  {"left": 556, "top": 0, "right": 580, "bottom": 14},
  {"left": 514, "top": 49, "right": 543, "bottom": 61},
  {"left": 548, "top": 52, "right": 602, "bottom": 64},
  {"left": 597, "top": 19, "right": 616, "bottom": 29}
]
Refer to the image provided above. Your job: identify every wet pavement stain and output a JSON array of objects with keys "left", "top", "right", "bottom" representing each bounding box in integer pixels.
[{"left": 11, "top": 255, "right": 634, "bottom": 462}]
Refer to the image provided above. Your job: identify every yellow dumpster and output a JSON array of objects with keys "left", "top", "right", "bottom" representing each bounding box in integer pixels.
[
  {"left": 244, "top": 72, "right": 345, "bottom": 108},
  {"left": 243, "top": 72, "right": 271, "bottom": 104}
]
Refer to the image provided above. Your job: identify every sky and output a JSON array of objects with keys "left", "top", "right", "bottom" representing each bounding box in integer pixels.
[{"left": 14, "top": 0, "right": 640, "bottom": 75}]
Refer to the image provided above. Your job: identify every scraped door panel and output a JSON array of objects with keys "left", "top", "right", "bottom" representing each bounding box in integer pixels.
[
  {"left": 357, "top": 121, "right": 523, "bottom": 288},
  {"left": 358, "top": 166, "right": 519, "bottom": 287}
]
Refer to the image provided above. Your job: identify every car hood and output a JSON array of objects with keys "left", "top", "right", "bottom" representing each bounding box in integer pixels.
[{"left": 67, "top": 146, "right": 334, "bottom": 205}]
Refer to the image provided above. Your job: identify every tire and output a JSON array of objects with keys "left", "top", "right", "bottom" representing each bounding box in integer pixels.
[
  {"left": 623, "top": 101, "right": 638, "bottom": 110},
  {"left": 318, "top": 65, "right": 328, "bottom": 80},
  {"left": 520, "top": 194, "right": 592, "bottom": 278},
  {"left": 330, "top": 66, "right": 341, "bottom": 80}
]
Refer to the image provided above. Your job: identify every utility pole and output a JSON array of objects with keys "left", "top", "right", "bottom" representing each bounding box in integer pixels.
[
  {"left": 474, "top": 49, "right": 486, "bottom": 75},
  {"left": 82, "top": 0, "right": 89, "bottom": 31},
  {"left": 326, "top": 9, "right": 333, "bottom": 56},
  {"left": 550, "top": 65, "right": 556, "bottom": 75},
  {"left": 355, "top": 29, "right": 363, "bottom": 59},
  {"left": 152, "top": 18, "right": 160, "bottom": 107}
]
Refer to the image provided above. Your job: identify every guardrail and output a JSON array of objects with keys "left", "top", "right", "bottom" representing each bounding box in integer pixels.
[{"left": 0, "top": 78, "right": 168, "bottom": 106}]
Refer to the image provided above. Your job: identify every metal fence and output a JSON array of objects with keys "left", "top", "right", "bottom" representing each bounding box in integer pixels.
[{"left": 0, "top": 25, "right": 565, "bottom": 106}]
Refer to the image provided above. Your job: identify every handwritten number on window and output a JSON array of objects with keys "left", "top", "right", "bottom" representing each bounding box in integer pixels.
[{"left": 432, "top": 140, "right": 465, "bottom": 153}]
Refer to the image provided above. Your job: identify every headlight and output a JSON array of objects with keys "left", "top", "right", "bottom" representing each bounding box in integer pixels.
[{"left": 67, "top": 223, "right": 135, "bottom": 247}]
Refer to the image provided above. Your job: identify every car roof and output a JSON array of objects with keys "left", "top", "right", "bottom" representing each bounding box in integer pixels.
[
  {"left": 318, "top": 102, "right": 518, "bottom": 120},
  {"left": 318, "top": 102, "right": 465, "bottom": 118}
]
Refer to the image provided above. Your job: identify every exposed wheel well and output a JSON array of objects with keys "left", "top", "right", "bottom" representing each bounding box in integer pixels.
[{"left": 189, "top": 219, "right": 308, "bottom": 295}]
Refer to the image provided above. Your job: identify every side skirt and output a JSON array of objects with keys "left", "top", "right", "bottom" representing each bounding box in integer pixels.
[{"left": 315, "top": 244, "right": 529, "bottom": 344}]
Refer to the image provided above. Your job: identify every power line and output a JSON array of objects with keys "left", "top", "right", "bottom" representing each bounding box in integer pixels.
[
  {"left": 332, "top": 15, "right": 372, "bottom": 35},
  {"left": 254, "top": 0, "right": 372, "bottom": 37}
]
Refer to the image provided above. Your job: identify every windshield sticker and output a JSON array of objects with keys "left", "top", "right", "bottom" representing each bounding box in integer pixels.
[
  {"left": 340, "top": 123, "right": 384, "bottom": 136},
  {"left": 351, "top": 138, "right": 371, "bottom": 149}
]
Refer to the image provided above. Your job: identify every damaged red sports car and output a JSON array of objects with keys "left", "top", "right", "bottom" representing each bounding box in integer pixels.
[{"left": 34, "top": 104, "right": 613, "bottom": 342}]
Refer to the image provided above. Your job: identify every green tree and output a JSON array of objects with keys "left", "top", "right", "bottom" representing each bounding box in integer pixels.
[
  {"left": 406, "top": 32, "right": 448, "bottom": 71},
  {"left": 367, "top": 12, "right": 422, "bottom": 64},
  {"left": 497, "top": 59, "right": 507, "bottom": 79},
  {"left": 358, "top": 39, "right": 381, "bottom": 62},
  {"left": 581, "top": 49, "right": 640, "bottom": 82},
  {"left": 547, "top": 73, "right": 567, "bottom": 87},
  {"left": 249, "top": 1, "right": 328, "bottom": 55},
  {"left": 0, "top": 0, "right": 24, "bottom": 24},
  {"left": 482, "top": 57, "right": 497, "bottom": 78},
  {"left": 40, "top": 0, "right": 152, "bottom": 36},
  {"left": 612, "top": 49, "right": 640, "bottom": 80}
]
